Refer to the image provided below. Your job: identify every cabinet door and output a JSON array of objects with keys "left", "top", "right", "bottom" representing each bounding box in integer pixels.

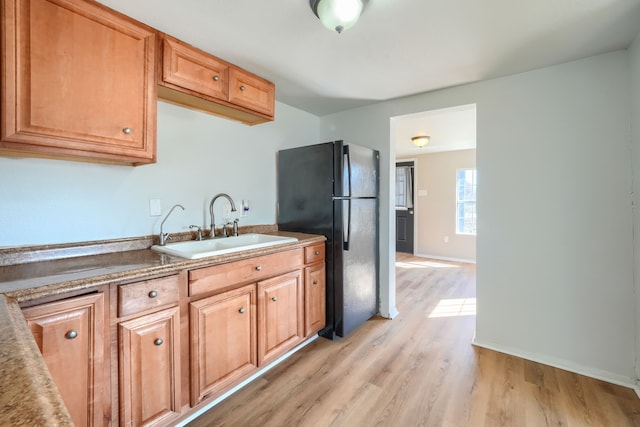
[
  {"left": 189, "top": 284, "right": 256, "bottom": 406},
  {"left": 228, "top": 67, "right": 275, "bottom": 117},
  {"left": 23, "top": 292, "right": 105, "bottom": 427},
  {"left": 161, "top": 36, "right": 229, "bottom": 101},
  {"left": 305, "top": 263, "right": 326, "bottom": 337},
  {"left": 257, "top": 270, "right": 303, "bottom": 366},
  {"left": 1, "top": 0, "right": 157, "bottom": 164},
  {"left": 119, "top": 306, "right": 181, "bottom": 427}
]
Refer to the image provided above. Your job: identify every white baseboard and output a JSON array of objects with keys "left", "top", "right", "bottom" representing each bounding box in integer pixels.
[
  {"left": 472, "top": 337, "right": 637, "bottom": 390},
  {"left": 413, "top": 252, "right": 476, "bottom": 264},
  {"left": 380, "top": 306, "right": 400, "bottom": 319}
]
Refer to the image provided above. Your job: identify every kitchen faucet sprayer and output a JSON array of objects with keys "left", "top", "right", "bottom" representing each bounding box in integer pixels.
[
  {"left": 209, "top": 193, "right": 237, "bottom": 238},
  {"left": 159, "top": 204, "right": 185, "bottom": 246}
]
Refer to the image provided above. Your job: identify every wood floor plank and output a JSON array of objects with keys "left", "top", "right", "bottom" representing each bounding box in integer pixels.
[{"left": 187, "top": 253, "right": 640, "bottom": 427}]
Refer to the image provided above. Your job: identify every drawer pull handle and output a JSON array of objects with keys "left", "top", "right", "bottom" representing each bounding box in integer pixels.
[
  {"left": 272, "top": 297, "right": 278, "bottom": 302},
  {"left": 65, "top": 330, "right": 78, "bottom": 340},
  {"left": 255, "top": 265, "right": 262, "bottom": 271},
  {"left": 122, "top": 127, "right": 132, "bottom": 135},
  {"left": 315, "top": 250, "right": 320, "bottom": 255},
  {"left": 213, "top": 75, "right": 220, "bottom": 81},
  {"left": 239, "top": 307, "right": 246, "bottom": 314},
  {"left": 148, "top": 290, "right": 158, "bottom": 298},
  {"left": 154, "top": 338, "right": 164, "bottom": 346},
  {"left": 313, "top": 280, "right": 319, "bottom": 285},
  {"left": 239, "top": 85, "right": 246, "bottom": 91}
]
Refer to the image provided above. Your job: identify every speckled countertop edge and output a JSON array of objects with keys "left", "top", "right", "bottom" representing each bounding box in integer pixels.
[{"left": 0, "top": 228, "right": 325, "bottom": 426}]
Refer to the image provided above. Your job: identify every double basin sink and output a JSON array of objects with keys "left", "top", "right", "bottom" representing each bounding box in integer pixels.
[{"left": 151, "top": 233, "right": 298, "bottom": 259}]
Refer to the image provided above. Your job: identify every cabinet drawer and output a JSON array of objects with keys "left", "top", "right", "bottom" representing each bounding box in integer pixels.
[
  {"left": 118, "top": 275, "right": 180, "bottom": 317},
  {"left": 188, "top": 249, "right": 302, "bottom": 297},
  {"left": 304, "top": 243, "right": 325, "bottom": 264}
]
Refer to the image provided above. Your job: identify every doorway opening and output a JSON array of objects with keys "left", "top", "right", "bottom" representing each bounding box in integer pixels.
[{"left": 391, "top": 103, "right": 477, "bottom": 263}]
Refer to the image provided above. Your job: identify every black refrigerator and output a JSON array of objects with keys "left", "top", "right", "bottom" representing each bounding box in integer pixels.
[{"left": 277, "top": 141, "right": 379, "bottom": 339}]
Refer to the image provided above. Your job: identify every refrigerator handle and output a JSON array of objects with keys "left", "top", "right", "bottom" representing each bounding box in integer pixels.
[
  {"left": 343, "top": 145, "right": 352, "bottom": 197},
  {"left": 343, "top": 199, "right": 351, "bottom": 251}
]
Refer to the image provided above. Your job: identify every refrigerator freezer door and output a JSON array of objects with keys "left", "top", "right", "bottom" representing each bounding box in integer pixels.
[
  {"left": 334, "top": 198, "right": 378, "bottom": 337},
  {"left": 334, "top": 142, "right": 379, "bottom": 198},
  {"left": 277, "top": 142, "right": 334, "bottom": 234}
]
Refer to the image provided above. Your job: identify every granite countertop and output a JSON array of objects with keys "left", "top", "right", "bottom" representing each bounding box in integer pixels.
[{"left": 0, "top": 229, "right": 325, "bottom": 426}]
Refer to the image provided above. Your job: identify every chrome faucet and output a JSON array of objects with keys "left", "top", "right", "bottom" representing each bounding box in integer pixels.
[
  {"left": 159, "top": 204, "right": 185, "bottom": 246},
  {"left": 209, "top": 193, "right": 237, "bottom": 238}
]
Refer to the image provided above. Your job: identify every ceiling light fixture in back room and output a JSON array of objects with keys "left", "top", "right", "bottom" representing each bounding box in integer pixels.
[
  {"left": 309, "top": 0, "right": 368, "bottom": 34},
  {"left": 412, "top": 136, "right": 430, "bottom": 148}
]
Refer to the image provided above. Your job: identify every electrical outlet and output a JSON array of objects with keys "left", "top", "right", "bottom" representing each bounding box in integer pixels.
[{"left": 444, "top": 235, "right": 449, "bottom": 243}]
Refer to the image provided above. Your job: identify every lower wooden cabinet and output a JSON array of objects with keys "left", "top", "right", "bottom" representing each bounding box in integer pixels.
[
  {"left": 20, "top": 241, "right": 325, "bottom": 425},
  {"left": 257, "top": 270, "right": 304, "bottom": 366},
  {"left": 305, "top": 262, "right": 326, "bottom": 337},
  {"left": 189, "top": 284, "right": 257, "bottom": 406},
  {"left": 23, "top": 292, "right": 106, "bottom": 427},
  {"left": 118, "top": 306, "right": 181, "bottom": 427}
]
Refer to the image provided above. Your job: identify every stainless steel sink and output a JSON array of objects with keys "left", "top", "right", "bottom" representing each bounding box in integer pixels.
[{"left": 151, "top": 233, "right": 298, "bottom": 259}]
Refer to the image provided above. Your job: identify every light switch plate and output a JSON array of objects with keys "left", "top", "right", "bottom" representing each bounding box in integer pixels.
[{"left": 149, "top": 199, "right": 161, "bottom": 216}]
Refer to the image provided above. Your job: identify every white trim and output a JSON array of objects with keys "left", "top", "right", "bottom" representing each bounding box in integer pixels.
[
  {"left": 176, "top": 335, "right": 319, "bottom": 426},
  {"left": 380, "top": 306, "right": 400, "bottom": 319},
  {"left": 413, "top": 252, "right": 476, "bottom": 264},
  {"left": 472, "top": 337, "right": 637, "bottom": 390}
]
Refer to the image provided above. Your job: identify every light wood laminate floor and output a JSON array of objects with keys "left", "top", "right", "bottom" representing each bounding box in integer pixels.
[{"left": 188, "top": 253, "right": 640, "bottom": 426}]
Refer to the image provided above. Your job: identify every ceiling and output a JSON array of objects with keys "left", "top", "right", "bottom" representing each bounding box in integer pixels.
[
  {"left": 99, "top": 0, "right": 640, "bottom": 152},
  {"left": 393, "top": 104, "right": 477, "bottom": 157}
]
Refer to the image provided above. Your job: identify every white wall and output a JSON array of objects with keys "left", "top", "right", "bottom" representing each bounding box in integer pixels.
[
  {"left": 630, "top": 32, "right": 640, "bottom": 382},
  {"left": 321, "top": 51, "right": 636, "bottom": 385},
  {"left": 0, "top": 101, "right": 319, "bottom": 247}
]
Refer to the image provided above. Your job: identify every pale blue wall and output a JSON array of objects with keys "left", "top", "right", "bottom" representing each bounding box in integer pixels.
[
  {"left": 630, "top": 32, "right": 640, "bottom": 381},
  {"left": 0, "top": 101, "right": 319, "bottom": 246},
  {"left": 321, "top": 50, "right": 636, "bottom": 385}
]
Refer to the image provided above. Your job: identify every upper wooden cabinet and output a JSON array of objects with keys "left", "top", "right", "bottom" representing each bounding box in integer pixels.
[
  {"left": 158, "top": 34, "right": 275, "bottom": 125},
  {"left": 0, "top": 0, "right": 157, "bottom": 165}
]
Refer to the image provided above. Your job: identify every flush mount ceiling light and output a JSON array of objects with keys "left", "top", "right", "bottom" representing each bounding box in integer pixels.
[
  {"left": 412, "top": 136, "right": 430, "bottom": 148},
  {"left": 309, "top": 0, "right": 368, "bottom": 34}
]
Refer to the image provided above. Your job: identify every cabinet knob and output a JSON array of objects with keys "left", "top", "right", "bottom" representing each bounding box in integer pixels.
[
  {"left": 239, "top": 85, "right": 246, "bottom": 91},
  {"left": 122, "top": 127, "right": 132, "bottom": 135},
  {"left": 255, "top": 265, "right": 262, "bottom": 271},
  {"left": 213, "top": 75, "right": 220, "bottom": 81},
  {"left": 154, "top": 338, "right": 164, "bottom": 346},
  {"left": 148, "top": 290, "right": 158, "bottom": 298},
  {"left": 315, "top": 251, "right": 320, "bottom": 255},
  {"left": 313, "top": 280, "right": 319, "bottom": 285},
  {"left": 271, "top": 296, "right": 278, "bottom": 302},
  {"left": 65, "top": 330, "right": 78, "bottom": 340},
  {"left": 239, "top": 307, "right": 246, "bottom": 314}
]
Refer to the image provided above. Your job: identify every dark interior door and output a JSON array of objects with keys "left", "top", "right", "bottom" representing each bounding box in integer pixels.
[
  {"left": 395, "top": 161, "right": 414, "bottom": 254},
  {"left": 396, "top": 208, "right": 414, "bottom": 253}
]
